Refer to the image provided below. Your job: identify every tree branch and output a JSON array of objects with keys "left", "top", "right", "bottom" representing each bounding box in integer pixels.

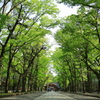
[
  {"left": 82, "top": 35, "right": 100, "bottom": 51},
  {"left": 6, "top": 0, "right": 26, "bottom": 16},
  {"left": 1, "top": 0, "right": 10, "bottom": 14}
]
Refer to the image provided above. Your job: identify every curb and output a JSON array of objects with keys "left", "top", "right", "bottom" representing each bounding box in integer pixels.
[
  {"left": 76, "top": 93, "right": 100, "bottom": 98},
  {"left": 0, "top": 91, "right": 47, "bottom": 98},
  {"left": 0, "top": 92, "right": 35, "bottom": 98}
]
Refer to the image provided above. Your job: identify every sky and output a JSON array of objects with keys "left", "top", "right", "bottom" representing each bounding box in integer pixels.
[
  {"left": 46, "top": 2, "right": 79, "bottom": 76},
  {"left": 46, "top": 3, "right": 79, "bottom": 51},
  {"left": 56, "top": 3, "right": 78, "bottom": 17}
]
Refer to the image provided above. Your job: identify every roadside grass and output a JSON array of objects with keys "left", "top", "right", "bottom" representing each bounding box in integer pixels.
[
  {"left": 0, "top": 91, "right": 36, "bottom": 98},
  {"left": 0, "top": 93, "right": 13, "bottom": 95}
]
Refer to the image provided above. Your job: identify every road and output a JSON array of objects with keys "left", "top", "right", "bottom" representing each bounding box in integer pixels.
[{"left": 0, "top": 91, "right": 99, "bottom": 100}]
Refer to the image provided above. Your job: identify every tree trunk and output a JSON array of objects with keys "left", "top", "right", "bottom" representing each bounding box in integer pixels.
[
  {"left": 73, "top": 64, "right": 77, "bottom": 93},
  {"left": 30, "top": 83, "right": 33, "bottom": 91},
  {"left": 12, "top": 76, "right": 15, "bottom": 92},
  {"left": 5, "top": 50, "right": 12, "bottom": 93},
  {"left": 22, "top": 76, "right": 26, "bottom": 92},
  {"left": 98, "top": 79, "right": 100, "bottom": 93},
  {"left": 16, "top": 74, "right": 21, "bottom": 92},
  {"left": 82, "top": 77, "right": 85, "bottom": 93},
  {"left": 87, "top": 69, "right": 92, "bottom": 93},
  {"left": 84, "top": 43, "right": 92, "bottom": 93},
  {"left": 27, "top": 77, "right": 30, "bottom": 91},
  {"left": 5, "top": 61, "right": 11, "bottom": 93},
  {"left": 97, "top": 76, "right": 100, "bottom": 93}
]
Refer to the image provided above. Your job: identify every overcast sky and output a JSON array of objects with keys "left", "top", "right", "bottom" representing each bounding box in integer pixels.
[
  {"left": 46, "top": 3, "right": 79, "bottom": 51},
  {"left": 57, "top": 3, "right": 78, "bottom": 17}
]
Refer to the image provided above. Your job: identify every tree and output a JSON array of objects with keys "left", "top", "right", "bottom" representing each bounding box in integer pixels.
[
  {"left": 57, "top": 0, "right": 100, "bottom": 9},
  {"left": 0, "top": 0, "right": 59, "bottom": 93},
  {"left": 54, "top": 8, "right": 100, "bottom": 92}
]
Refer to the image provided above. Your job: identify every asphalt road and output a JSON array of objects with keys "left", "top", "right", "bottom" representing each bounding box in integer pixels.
[{"left": 0, "top": 91, "right": 99, "bottom": 100}]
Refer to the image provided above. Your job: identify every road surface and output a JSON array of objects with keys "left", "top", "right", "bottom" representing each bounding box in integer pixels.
[{"left": 0, "top": 91, "right": 99, "bottom": 100}]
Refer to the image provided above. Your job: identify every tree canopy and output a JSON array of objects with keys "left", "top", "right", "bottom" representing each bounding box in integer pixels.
[{"left": 0, "top": 0, "right": 100, "bottom": 93}]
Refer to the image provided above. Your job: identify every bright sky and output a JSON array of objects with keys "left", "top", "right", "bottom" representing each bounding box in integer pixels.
[
  {"left": 46, "top": 3, "right": 79, "bottom": 51},
  {"left": 46, "top": 3, "right": 79, "bottom": 76},
  {"left": 56, "top": 3, "right": 78, "bottom": 17}
]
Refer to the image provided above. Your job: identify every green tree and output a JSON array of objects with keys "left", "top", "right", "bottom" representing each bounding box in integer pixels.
[
  {"left": 0, "top": 0, "right": 59, "bottom": 93},
  {"left": 57, "top": 0, "right": 100, "bottom": 9},
  {"left": 54, "top": 8, "right": 100, "bottom": 92}
]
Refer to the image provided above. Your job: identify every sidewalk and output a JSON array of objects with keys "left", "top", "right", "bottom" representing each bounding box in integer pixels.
[
  {"left": 0, "top": 91, "right": 100, "bottom": 100},
  {"left": 59, "top": 91, "right": 100, "bottom": 98},
  {"left": 0, "top": 91, "right": 46, "bottom": 99},
  {"left": 34, "top": 91, "right": 100, "bottom": 100},
  {"left": 77, "top": 92, "right": 100, "bottom": 98}
]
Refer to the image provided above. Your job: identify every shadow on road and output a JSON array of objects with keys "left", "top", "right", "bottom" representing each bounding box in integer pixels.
[{"left": 58, "top": 92, "right": 99, "bottom": 100}]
